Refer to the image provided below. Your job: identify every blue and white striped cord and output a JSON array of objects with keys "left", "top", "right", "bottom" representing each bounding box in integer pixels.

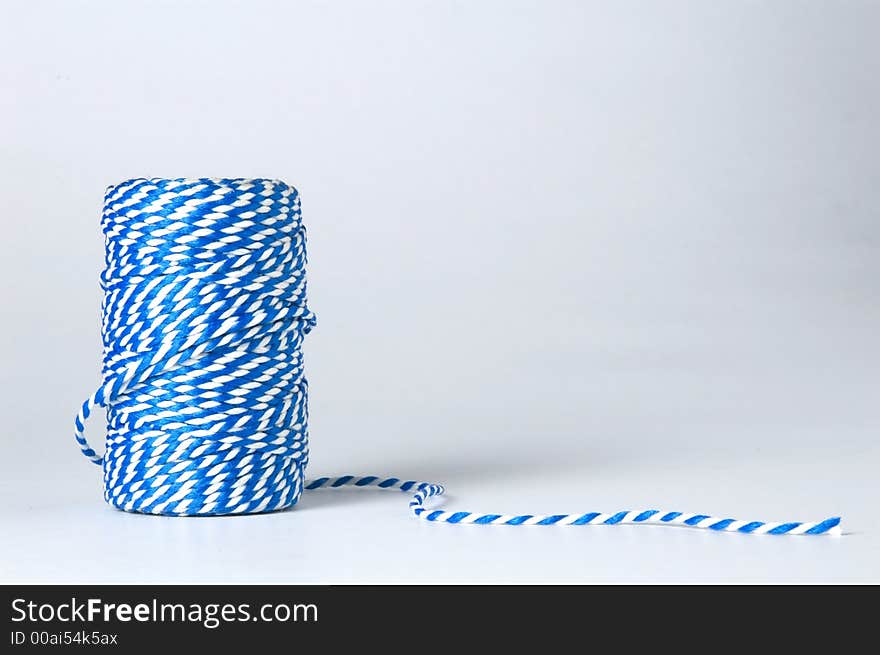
[
  {"left": 305, "top": 475, "right": 841, "bottom": 535},
  {"left": 74, "top": 177, "right": 841, "bottom": 536}
]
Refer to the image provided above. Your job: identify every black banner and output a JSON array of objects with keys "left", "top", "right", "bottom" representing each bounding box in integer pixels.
[{"left": 1, "top": 585, "right": 872, "bottom": 648}]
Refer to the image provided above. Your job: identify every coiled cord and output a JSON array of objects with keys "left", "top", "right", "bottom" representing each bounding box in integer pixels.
[{"left": 74, "top": 178, "right": 840, "bottom": 535}]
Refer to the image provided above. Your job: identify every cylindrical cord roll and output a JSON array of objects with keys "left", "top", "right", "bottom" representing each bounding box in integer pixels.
[{"left": 74, "top": 178, "right": 315, "bottom": 515}]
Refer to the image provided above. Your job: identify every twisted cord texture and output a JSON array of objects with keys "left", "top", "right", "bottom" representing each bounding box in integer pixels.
[
  {"left": 75, "top": 178, "right": 315, "bottom": 515},
  {"left": 74, "top": 178, "right": 840, "bottom": 534}
]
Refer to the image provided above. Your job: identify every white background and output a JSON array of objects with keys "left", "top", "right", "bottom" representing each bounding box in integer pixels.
[{"left": 1, "top": 0, "right": 878, "bottom": 583}]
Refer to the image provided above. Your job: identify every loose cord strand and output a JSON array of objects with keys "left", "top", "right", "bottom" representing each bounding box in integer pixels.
[
  {"left": 303, "top": 476, "right": 840, "bottom": 535},
  {"left": 74, "top": 177, "right": 841, "bottom": 535}
]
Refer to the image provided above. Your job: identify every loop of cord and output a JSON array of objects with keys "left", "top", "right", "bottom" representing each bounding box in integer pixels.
[{"left": 74, "top": 177, "right": 840, "bottom": 535}]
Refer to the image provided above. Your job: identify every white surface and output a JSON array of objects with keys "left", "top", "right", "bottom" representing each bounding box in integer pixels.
[
  {"left": 1, "top": 0, "right": 878, "bottom": 583},
  {"left": 2, "top": 445, "right": 875, "bottom": 584}
]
